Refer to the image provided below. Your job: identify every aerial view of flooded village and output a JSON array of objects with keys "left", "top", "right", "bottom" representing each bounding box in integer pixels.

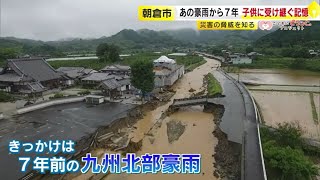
[{"left": 0, "top": 0, "right": 320, "bottom": 180}]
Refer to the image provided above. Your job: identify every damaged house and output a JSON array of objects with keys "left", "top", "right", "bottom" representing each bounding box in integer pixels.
[
  {"left": 153, "top": 56, "right": 184, "bottom": 88},
  {"left": 0, "top": 58, "right": 63, "bottom": 95},
  {"left": 99, "top": 76, "right": 131, "bottom": 99}
]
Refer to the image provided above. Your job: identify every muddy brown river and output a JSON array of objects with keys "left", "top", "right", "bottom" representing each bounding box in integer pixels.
[
  {"left": 105, "top": 58, "right": 221, "bottom": 180},
  {"left": 72, "top": 58, "right": 221, "bottom": 180}
]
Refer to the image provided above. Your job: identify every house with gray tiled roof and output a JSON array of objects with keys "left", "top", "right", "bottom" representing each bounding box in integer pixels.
[
  {"left": 98, "top": 76, "right": 132, "bottom": 98},
  {"left": 0, "top": 58, "right": 63, "bottom": 94},
  {"left": 56, "top": 67, "right": 97, "bottom": 86},
  {"left": 100, "top": 64, "right": 131, "bottom": 75}
]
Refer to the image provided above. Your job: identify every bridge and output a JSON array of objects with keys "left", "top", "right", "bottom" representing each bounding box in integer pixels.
[{"left": 171, "top": 95, "right": 224, "bottom": 108}]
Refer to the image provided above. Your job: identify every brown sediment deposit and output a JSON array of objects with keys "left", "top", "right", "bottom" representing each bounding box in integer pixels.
[
  {"left": 205, "top": 103, "right": 241, "bottom": 179},
  {"left": 104, "top": 58, "right": 222, "bottom": 180},
  {"left": 252, "top": 91, "right": 320, "bottom": 139},
  {"left": 166, "top": 120, "right": 186, "bottom": 144},
  {"left": 71, "top": 58, "right": 241, "bottom": 180}
]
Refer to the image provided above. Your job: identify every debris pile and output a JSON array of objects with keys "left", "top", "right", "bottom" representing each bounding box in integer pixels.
[{"left": 166, "top": 120, "right": 186, "bottom": 144}]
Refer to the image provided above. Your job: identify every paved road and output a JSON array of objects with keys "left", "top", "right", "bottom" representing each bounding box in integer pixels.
[
  {"left": 212, "top": 69, "right": 265, "bottom": 180},
  {"left": 210, "top": 70, "right": 245, "bottom": 144},
  {"left": 0, "top": 102, "right": 135, "bottom": 180}
]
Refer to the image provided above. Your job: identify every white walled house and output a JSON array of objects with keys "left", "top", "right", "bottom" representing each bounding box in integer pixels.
[{"left": 153, "top": 56, "right": 184, "bottom": 88}]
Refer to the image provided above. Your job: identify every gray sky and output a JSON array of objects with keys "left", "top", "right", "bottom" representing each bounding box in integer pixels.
[{"left": 0, "top": 0, "right": 313, "bottom": 41}]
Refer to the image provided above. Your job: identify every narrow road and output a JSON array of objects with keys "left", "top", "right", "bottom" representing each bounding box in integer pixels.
[{"left": 207, "top": 61, "right": 266, "bottom": 179}]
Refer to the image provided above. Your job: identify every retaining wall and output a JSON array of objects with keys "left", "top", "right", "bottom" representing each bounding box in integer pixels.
[{"left": 16, "top": 96, "right": 85, "bottom": 114}]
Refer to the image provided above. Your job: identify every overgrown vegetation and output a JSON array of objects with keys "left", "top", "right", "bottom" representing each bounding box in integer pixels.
[
  {"left": 0, "top": 91, "right": 14, "bottom": 102},
  {"left": 222, "top": 66, "right": 240, "bottom": 73},
  {"left": 205, "top": 73, "right": 222, "bottom": 96},
  {"left": 78, "top": 90, "right": 91, "bottom": 95},
  {"left": 130, "top": 60, "right": 154, "bottom": 102},
  {"left": 0, "top": 48, "right": 18, "bottom": 67},
  {"left": 49, "top": 59, "right": 108, "bottom": 70},
  {"left": 49, "top": 93, "right": 64, "bottom": 100},
  {"left": 260, "top": 123, "right": 319, "bottom": 179},
  {"left": 96, "top": 43, "right": 120, "bottom": 63},
  {"left": 309, "top": 93, "right": 319, "bottom": 124},
  {"left": 174, "top": 55, "right": 206, "bottom": 71}
]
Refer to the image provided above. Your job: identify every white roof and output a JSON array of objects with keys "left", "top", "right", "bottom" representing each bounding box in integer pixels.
[
  {"left": 154, "top": 56, "right": 176, "bottom": 64},
  {"left": 168, "top": 53, "right": 187, "bottom": 56}
]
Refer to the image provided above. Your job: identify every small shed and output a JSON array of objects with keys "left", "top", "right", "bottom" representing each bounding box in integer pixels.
[{"left": 85, "top": 95, "right": 105, "bottom": 105}]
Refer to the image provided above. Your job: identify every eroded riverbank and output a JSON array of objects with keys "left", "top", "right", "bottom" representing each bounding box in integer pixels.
[
  {"left": 108, "top": 58, "right": 221, "bottom": 180},
  {"left": 69, "top": 57, "right": 229, "bottom": 180}
]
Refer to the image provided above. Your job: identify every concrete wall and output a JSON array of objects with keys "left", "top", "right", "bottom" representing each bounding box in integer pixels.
[
  {"left": 155, "top": 66, "right": 184, "bottom": 88},
  {"left": 17, "top": 96, "right": 85, "bottom": 114},
  {"left": 154, "top": 76, "right": 164, "bottom": 88}
]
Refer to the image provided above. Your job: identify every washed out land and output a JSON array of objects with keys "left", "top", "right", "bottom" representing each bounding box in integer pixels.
[{"left": 0, "top": 23, "right": 320, "bottom": 180}]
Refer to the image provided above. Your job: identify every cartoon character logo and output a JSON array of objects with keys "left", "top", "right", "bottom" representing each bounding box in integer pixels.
[{"left": 258, "top": 21, "right": 273, "bottom": 30}]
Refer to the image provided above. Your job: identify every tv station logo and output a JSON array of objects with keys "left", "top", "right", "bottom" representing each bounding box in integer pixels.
[
  {"left": 258, "top": 20, "right": 312, "bottom": 31},
  {"left": 258, "top": 21, "right": 273, "bottom": 30}
]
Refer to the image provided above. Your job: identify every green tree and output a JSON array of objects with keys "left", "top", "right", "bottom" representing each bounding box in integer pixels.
[
  {"left": 172, "top": 47, "right": 178, "bottom": 53},
  {"left": 276, "top": 122, "right": 303, "bottom": 148},
  {"left": 245, "top": 46, "right": 254, "bottom": 54},
  {"left": 263, "top": 140, "right": 318, "bottom": 180},
  {"left": 0, "top": 48, "right": 18, "bottom": 61},
  {"left": 281, "top": 48, "right": 295, "bottom": 57},
  {"left": 108, "top": 44, "right": 120, "bottom": 62},
  {"left": 130, "top": 60, "right": 154, "bottom": 102},
  {"left": 211, "top": 47, "right": 221, "bottom": 55},
  {"left": 96, "top": 43, "right": 110, "bottom": 62},
  {"left": 96, "top": 43, "right": 120, "bottom": 62},
  {"left": 0, "top": 91, "right": 14, "bottom": 102},
  {"left": 290, "top": 58, "right": 307, "bottom": 69}
]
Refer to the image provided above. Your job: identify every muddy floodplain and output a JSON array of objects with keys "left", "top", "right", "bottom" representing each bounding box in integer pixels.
[
  {"left": 70, "top": 58, "right": 242, "bottom": 180},
  {"left": 252, "top": 91, "right": 320, "bottom": 140}
]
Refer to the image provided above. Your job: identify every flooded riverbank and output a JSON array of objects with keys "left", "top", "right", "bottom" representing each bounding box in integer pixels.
[
  {"left": 120, "top": 58, "right": 220, "bottom": 179},
  {"left": 70, "top": 57, "right": 223, "bottom": 180},
  {"left": 107, "top": 106, "right": 217, "bottom": 180}
]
